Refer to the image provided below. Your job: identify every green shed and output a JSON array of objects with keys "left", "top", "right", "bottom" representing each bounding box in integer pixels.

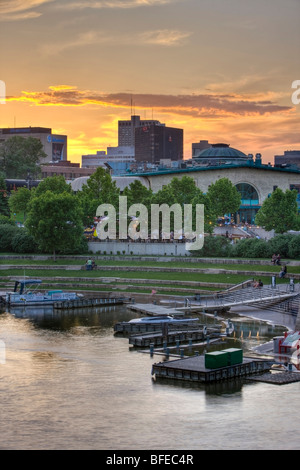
[
  {"left": 222, "top": 348, "right": 243, "bottom": 366},
  {"left": 205, "top": 351, "right": 229, "bottom": 369}
]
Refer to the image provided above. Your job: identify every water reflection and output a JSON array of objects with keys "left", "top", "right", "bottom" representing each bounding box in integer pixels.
[
  {"left": 0, "top": 303, "right": 299, "bottom": 450},
  {"left": 3, "top": 304, "right": 136, "bottom": 331}
]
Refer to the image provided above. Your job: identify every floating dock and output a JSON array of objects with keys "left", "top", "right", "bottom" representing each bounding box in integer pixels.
[
  {"left": 53, "top": 296, "right": 128, "bottom": 309},
  {"left": 129, "top": 329, "right": 206, "bottom": 347},
  {"left": 114, "top": 319, "right": 206, "bottom": 334},
  {"left": 127, "top": 303, "right": 185, "bottom": 316},
  {"left": 151, "top": 355, "right": 273, "bottom": 383},
  {"left": 245, "top": 371, "right": 300, "bottom": 385}
]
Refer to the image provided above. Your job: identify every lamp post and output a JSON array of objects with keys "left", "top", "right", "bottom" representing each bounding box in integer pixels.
[{"left": 26, "top": 169, "right": 31, "bottom": 190}]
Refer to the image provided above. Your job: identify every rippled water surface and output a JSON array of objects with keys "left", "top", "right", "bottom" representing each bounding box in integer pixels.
[{"left": 0, "top": 305, "right": 299, "bottom": 450}]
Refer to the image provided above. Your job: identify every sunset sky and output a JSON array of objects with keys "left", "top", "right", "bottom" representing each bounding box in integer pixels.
[{"left": 1, "top": 0, "right": 299, "bottom": 164}]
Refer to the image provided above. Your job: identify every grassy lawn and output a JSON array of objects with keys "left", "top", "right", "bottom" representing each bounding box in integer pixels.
[
  {"left": 0, "top": 254, "right": 296, "bottom": 299},
  {"left": 0, "top": 267, "right": 288, "bottom": 286},
  {"left": 0, "top": 257, "right": 298, "bottom": 273}
]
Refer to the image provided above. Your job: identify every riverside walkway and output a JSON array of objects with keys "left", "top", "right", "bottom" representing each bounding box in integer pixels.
[{"left": 127, "top": 284, "right": 300, "bottom": 316}]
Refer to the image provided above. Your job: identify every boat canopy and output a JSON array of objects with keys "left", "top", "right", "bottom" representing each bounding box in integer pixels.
[{"left": 14, "top": 279, "right": 42, "bottom": 294}]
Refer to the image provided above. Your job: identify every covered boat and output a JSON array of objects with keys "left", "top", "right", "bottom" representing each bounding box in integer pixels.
[{"left": 3, "top": 279, "right": 81, "bottom": 306}]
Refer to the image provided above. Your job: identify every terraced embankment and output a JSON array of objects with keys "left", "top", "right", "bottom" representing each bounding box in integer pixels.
[{"left": 0, "top": 255, "right": 299, "bottom": 300}]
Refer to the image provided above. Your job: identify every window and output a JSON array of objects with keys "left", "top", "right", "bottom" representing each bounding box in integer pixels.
[{"left": 235, "top": 183, "right": 259, "bottom": 205}]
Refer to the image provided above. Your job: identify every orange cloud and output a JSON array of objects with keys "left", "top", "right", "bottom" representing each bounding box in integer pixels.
[{"left": 7, "top": 86, "right": 293, "bottom": 117}]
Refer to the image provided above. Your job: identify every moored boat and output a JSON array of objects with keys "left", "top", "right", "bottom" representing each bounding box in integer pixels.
[
  {"left": 129, "top": 315, "right": 199, "bottom": 324},
  {"left": 2, "top": 279, "right": 81, "bottom": 306}
]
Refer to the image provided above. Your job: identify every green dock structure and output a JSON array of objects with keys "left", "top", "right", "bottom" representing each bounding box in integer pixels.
[
  {"left": 152, "top": 354, "right": 273, "bottom": 383},
  {"left": 204, "top": 348, "right": 243, "bottom": 369}
]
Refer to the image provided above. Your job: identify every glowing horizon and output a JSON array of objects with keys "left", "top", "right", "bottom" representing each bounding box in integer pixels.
[{"left": 1, "top": 0, "right": 299, "bottom": 164}]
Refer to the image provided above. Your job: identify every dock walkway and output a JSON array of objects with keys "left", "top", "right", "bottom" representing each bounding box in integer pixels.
[
  {"left": 127, "top": 303, "right": 184, "bottom": 316},
  {"left": 127, "top": 286, "right": 299, "bottom": 316}
]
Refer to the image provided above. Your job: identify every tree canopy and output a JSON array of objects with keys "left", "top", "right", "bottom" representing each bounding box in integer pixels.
[
  {"left": 26, "top": 190, "right": 84, "bottom": 260},
  {"left": 34, "top": 174, "right": 72, "bottom": 196},
  {"left": 0, "top": 176, "right": 9, "bottom": 216},
  {"left": 8, "top": 186, "right": 32, "bottom": 218},
  {"left": 76, "top": 168, "right": 120, "bottom": 226},
  {"left": 0, "top": 136, "right": 47, "bottom": 179},
  {"left": 206, "top": 178, "right": 241, "bottom": 219},
  {"left": 255, "top": 188, "right": 300, "bottom": 234}
]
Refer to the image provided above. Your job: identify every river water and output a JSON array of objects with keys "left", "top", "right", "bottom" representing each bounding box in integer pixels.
[{"left": 0, "top": 303, "right": 299, "bottom": 450}]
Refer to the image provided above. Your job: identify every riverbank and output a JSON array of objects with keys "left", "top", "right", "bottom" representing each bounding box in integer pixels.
[{"left": 0, "top": 254, "right": 299, "bottom": 298}]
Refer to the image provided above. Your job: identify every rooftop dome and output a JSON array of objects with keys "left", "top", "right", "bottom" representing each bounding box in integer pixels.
[{"left": 196, "top": 143, "right": 248, "bottom": 159}]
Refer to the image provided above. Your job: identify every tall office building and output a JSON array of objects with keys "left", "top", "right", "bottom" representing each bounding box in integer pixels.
[
  {"left": 118, "top": 115, "right": 164, "bottom": 147},
  {"left": 274, "top": 150, "right": 300, "bottom": 169},
  {"left": 134, "top": 123, "right": 183, "bottom": 164},
  {"left": 192, "top": 140, "right": 212, "bottom": 158}
]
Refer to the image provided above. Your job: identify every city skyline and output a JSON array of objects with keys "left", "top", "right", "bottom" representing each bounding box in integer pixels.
[{"left": 0, "top": 0, "right": 299, "bottom": 164}]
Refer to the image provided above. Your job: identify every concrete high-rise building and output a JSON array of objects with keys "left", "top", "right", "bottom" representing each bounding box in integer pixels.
[
  {"left": 274, "top": 150, "right": 300, "bottom": 169},
  {"left": 82, "top": 147, "right": 135, "bottom": 168},
  {"left": 0, "top": 127, "right": 67, "bottom": 163},
  {"left": 118, "top": 115, "right": 164, "bottom": 147},
  {"left": 192, "top": 140, "right": 212, "bottom": 158},
  {"left": 134, "top": 124, "right": 183, "bottom": 164}
]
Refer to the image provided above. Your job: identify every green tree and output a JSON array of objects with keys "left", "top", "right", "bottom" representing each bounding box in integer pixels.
[
  {"left": 26, "top": 191, "right": 84, "bottom": 260},
  {"left": 76, "top": 168, "right": 120, "bottom": 226},
  {"left": 122, "top": 180, "right": 153, "bottom": 209},
  {"left": 0, "top": 176, "right": 9, "bottom": 216},
  {"left": 34, "top": 175, "right": 72, "bottom": 196},
  {"left": 255, "top": 188, "right": 299, "bottom": 234},
  {"left": 150, "top": 176, "right": 215, "bottom": 237},
  {"left": 8, "top": 186, "right": 32, "bottom": 220},
  {"left": 152, "top": 176, "right": 202, "bottom": 207},
  {"left": 0, "top": 136, "right": 47, "bottom": 179},
  {"left": 206, "top": 178, "right": 241, "bottom": 219}
]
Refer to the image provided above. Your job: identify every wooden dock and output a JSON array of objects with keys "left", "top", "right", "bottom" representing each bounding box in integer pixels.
[
  {"left": 114, "top": 319, "right": 205, "bottom": 334},
  {"left": 129, "top": 329, "right": 206, "bottom": 347},
  {"left": 151, "top": 355, "right": 273, "bottom": 383},
  {"left": 53, "top": 296, "right": 128, "bottom": 309},
  {"left": 127, "top": 303, "right": 185, "bottom": 316}
]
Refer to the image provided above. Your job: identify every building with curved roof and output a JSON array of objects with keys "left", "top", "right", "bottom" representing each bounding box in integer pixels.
[
  {"left": 70, "top": 175, "right": 149, "bottom": 193},
  {"left": 126, "top": 159, "right": 300, "bottom": 225},
  {"left": 195, "top": 143, "right": 248, "bottom": 160}
]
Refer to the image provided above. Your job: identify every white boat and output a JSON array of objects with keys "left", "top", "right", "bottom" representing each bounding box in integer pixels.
[
  {"left": 129, "top": 316, "right": 199, "bottom": 324},
  {"left": 2, "top": 279, "right": 81, "bottom": 306}
]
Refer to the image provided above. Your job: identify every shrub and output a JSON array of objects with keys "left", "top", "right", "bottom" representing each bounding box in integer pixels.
[
  {"left": 231, "top": 238, "right": 270, "bottom": 258},
  {"left": 11, "top": 229, "right": 38, "bottom": 253},
  {"left": 195, "top": 235, "right": 231, "bottom": 257},
  {"left": 0, "top": 215, "right": 15, "bottom": 226},
  {"left": 287, "top": 235, "right": 300, "bottom": 259},
  {"left": 268, "top": 234, "right": 294, "bottom": 258},
  {"left": 57, "top": 235, "right": 89, "bottom": 254},
  {"left": 0, "top": 224, "right": 17, "bottom": 252}
]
